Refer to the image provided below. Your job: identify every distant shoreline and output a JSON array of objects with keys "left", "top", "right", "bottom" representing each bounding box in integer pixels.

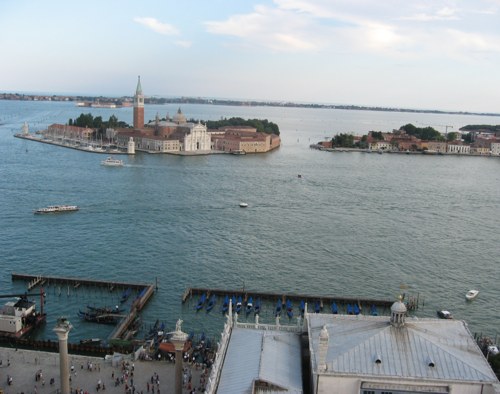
[{"left": 1, "top": 93, "right": 500, "bottom": 118}]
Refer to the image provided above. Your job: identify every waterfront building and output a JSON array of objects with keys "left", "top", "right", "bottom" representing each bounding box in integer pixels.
[
  {"left": 447, "top": 142, "right": 471, "bottom": 154},
  {"left": 211, "top": 126, "right": 281, "bottom": 153},
  {"left": 206, "top": 300, "right": 499, "bottom": 394},
  {"left": 116, "top": 79, "right": 212, "bottom": 154},
  {"left": 369, "top": 140, "right": 393, "bottom": 151},
  {"left": 426, "top": 141, "right": 448, "bottom": 153},
  {"left": 491, "top": 142, "right": 500, "bottom": 156}
]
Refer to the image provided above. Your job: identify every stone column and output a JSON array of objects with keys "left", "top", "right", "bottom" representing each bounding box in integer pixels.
[
  {"left": 53, "top": 317, "right": 72, "bottom": 394},
  {"left": 170, "top": 319, "right": 188, "bottom": 394}
]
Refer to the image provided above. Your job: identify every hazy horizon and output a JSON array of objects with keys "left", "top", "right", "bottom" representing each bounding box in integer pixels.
[{"left": 1, "top": 1, "right": 499, "bottom": 113}]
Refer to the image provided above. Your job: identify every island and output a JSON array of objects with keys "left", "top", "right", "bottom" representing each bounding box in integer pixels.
[{"left": 312, "top": 123, "right": 500, "bottom": 156}]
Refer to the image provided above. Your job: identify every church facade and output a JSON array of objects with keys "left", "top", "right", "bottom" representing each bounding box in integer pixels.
[{"left": 115, "top": 77, "right": 280, "bottom": 154}]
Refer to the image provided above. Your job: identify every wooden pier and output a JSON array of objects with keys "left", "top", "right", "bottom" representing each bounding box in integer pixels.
[
  {"left": 12, "top": 273, "right": 155, "bottom": 341},
  {"left": 182, "top": 287, "right": 396, "bottom": 310}
]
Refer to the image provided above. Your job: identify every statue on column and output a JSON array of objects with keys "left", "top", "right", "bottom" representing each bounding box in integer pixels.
[{"left": 175, "top": 319, "right": 183, "bottom": 332}]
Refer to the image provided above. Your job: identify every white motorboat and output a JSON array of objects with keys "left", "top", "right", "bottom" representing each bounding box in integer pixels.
[
  {"left": 101, "top": 156, "right": 124, "bottom": 167},
  {"left": 437, "top": 310, "right": 453, "bottom": 319},
  {"left": 34, "top": 205, "right": 79, "bottom": 214},
  {"left": 465, "top": 289, "right": 479, "bottom": 300},
  {"left": 239, "top": 202, "right": 248, "bottom": 208}
]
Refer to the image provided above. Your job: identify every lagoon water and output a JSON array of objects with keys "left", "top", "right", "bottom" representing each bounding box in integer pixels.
[{"left": 0, "top": 100, "right": 499, "bottom": 343}]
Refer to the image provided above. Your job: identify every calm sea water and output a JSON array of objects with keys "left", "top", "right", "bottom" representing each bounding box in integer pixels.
[{"left": 0, "top": 100, "right": 499, "bottom": 342}]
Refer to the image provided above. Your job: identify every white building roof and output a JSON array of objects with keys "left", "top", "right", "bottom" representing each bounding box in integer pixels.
[
  {"left": 217, "top": 327, "right": 303, "bottom": 394},
  {"left": 308, "top": 314, "right": 498, "bottom": 383}
]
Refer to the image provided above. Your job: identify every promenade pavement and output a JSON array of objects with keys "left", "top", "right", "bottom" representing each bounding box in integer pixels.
[{"left": 0, "top": 348, "right": 207, "bottom": 394}]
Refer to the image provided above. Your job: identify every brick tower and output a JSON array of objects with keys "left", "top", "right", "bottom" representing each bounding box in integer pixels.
[{"left": 133, "top": 75, "right": 144, "bottom": 129}]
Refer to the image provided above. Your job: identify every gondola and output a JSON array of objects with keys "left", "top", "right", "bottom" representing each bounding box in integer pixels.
[
  {"left": 196, "top": 293, "right": 207, "bottom": 311},
  {"left": 246, "top": 296, "right": 253, "bottom": 315},
  {"left": 299, "top": 300, "right": 305, "bottom": 316},
  {"left": 120, "top": 287, "right": 132, "bottom": 303},
  {"left": 206, "top": 294, "right": 216, "bottom": 312},
  {"left": 221, "top": 295, "right": 229, "bottom": 314},
  {"left": 286, "top": 299, "right": 293, "bottom": 319},
  {"left": 254, "top": 298, "right": 261, "bottom": 315},
  {"left": 236, "top": 296, "right": 242, "bottom": 314},
  {"left": 275, "top": 299, "right": 282, "bottom": 316}
]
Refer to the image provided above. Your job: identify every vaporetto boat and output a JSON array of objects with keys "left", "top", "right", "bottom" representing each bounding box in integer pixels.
[
  {"left": 100, "top": 156, "right": 124, "bottom": 167},
  {"left": 34, "top": 205, "right": 79, "bottom": 214}
]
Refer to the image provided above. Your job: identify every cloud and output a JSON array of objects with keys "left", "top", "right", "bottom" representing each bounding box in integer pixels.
[
  {"left": 205, "top": 4, "right": 326, "bottom": 52},
  {"left": 174, "top": 40, "right": 192, "bottom": 48},
  {"left": 134, "top": 17, "right": 179, "bottom": 35},
  {"left": 204, "top": 0, "right": 500, "bottom": 59}
]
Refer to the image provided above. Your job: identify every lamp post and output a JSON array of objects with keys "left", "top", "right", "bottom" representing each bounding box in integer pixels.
[
  {"left": 170, "top": 319, "right": 188, "bottom": 394},
  {"left": 53, "top": 317, "right": 73, "bottom": 394}
]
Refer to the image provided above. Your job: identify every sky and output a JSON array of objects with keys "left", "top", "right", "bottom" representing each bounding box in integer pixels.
[{"left": 1, "top": 0, "right": 499, "bottom": 113}]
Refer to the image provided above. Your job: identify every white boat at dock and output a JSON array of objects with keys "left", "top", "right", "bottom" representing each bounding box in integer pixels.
[
  {"left": 101, "top": 156, "right": 124, "bottom": 167},
  {"left": 34, "top": 205, "right": 79, "bottom": 214}
]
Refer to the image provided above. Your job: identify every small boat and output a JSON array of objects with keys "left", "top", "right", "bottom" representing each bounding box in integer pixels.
[
  {"left": 299, "top": 300, "right": 305, "bottom": 316},
  {"left": 465, "top": 289, "right": 479, "bottom": 300},
  {"left": 239, "top": 202, "right": 248, "bottom": 208},
  {"left": 347, "top": 304, "right": 354, "bottom": 315},
  {"left": 206, "top": 294, "right": 216, "bottom": 312},
  {"left": 120, "top": 288, "right": 132, "bottom": 303},
  {"left": 100, "top": 156, "right": 124, "bottom": 167},
  {"left": 275, "top": 299, "right": 282, "bottom": 316},
  {"left": 236, "top": 296, "right": 242, "bottom": 314},
  {"left": 80, "top": 338, "right": 101, "bottom": 346},
  {"left": 232, "top": 150, "right": 246, "bottom": 155},
  {"left": 286, "top": 299, "right": 293, "bottom": 319},
  {"left": 34, "top": 205, "right": 79, "bottom": 214},
  {"left": 353, "top": 304, "right": 361, "bottom": 315},
  {"left": 331, "top": 302, "right": 338, "bottom": 314},
  {"left": 314, "top": 300, "right": 321, "bottom": 313},
  {"left": 246, "top": 296, "right": 253, "bottom": 315},
  {"left": 221, "top": 295, "right": 229, "bottom": 314},
  {"left": 437, "top": 310, "right": 453, "bottom": 319},
  {"left": 87, "top": 305, "right": 124, "bottom": 314},
  {"left": 370, "top": 304, "right": 378, "bottom": 316},
  {"left": 254, "top": 298, "right": 261, "bottom": 315},
  {"left": 196, "top": 293, "right": 207, "bottom": 311}
]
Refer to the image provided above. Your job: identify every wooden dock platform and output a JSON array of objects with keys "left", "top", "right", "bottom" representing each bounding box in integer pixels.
[
  {"left": 182, "top": 287, "right": 395, "bottom": 309},
  {"left": 12, "top": 272, "right": 156, "bottom": 341}
]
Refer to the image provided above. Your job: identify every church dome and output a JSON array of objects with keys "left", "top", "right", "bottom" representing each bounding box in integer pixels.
[
  {"left": 173, "top": 108, "right": 187, "bottom": 124},
  {"left": 391, "top": 300, "right": 407, "bottom": 314}
]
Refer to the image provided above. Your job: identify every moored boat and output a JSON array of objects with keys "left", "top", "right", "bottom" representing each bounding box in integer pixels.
[
  {"left": 286, "top": 299, "right": 293, "bottom": 319},
  {"left": 437, "top": 310, "right": 453, "bottom": 319},
  {"left": 254, "top": 298, "right": 261, "bottom": 315},
  {"left": 331, "top": 302, "right": 338, "bottom": 314},
  {"left": 206, "top": 294, "right": 216, "bottom": 312},
  {"left": 236, "top": 296, "right": 243, "bottom": 314},
  {"left": 465, "top": 289, "right": 479, "bottom": 300},
  {"left": 34, "top": 205, "right": 79, "bottom": 214},
  {"left": 196, "top": 293, "right": 207, "bottom": 311},
  {"left": 275, "top": 299, "right": 282, "bottom": 316},
  {"left": 246, "top": 296, "right": 253, "bottom": 315},
  {"left": 221, "top": 295, "right": 229, "bottom": 314},
  {"left": 370, "top": 304, "right": 378, "bottom": 316},
  {"left": 239, "top": 202, "right": 248, "bottom": 208},
  {"left": 120, "top": 287, "right": 132, "bottom": 303}
]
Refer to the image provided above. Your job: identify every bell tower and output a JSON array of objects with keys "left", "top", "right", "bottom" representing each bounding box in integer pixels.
[{"left": 133, "top": 75, "right": 144, "bottom": 129}]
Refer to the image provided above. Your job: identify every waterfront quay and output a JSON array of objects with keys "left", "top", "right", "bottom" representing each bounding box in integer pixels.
[
  {"left": 14, "top": 133, "right": 129, "bottom": 155},
  {"left": 12, "top": 273, "right": 155, "bottom": 342}
]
